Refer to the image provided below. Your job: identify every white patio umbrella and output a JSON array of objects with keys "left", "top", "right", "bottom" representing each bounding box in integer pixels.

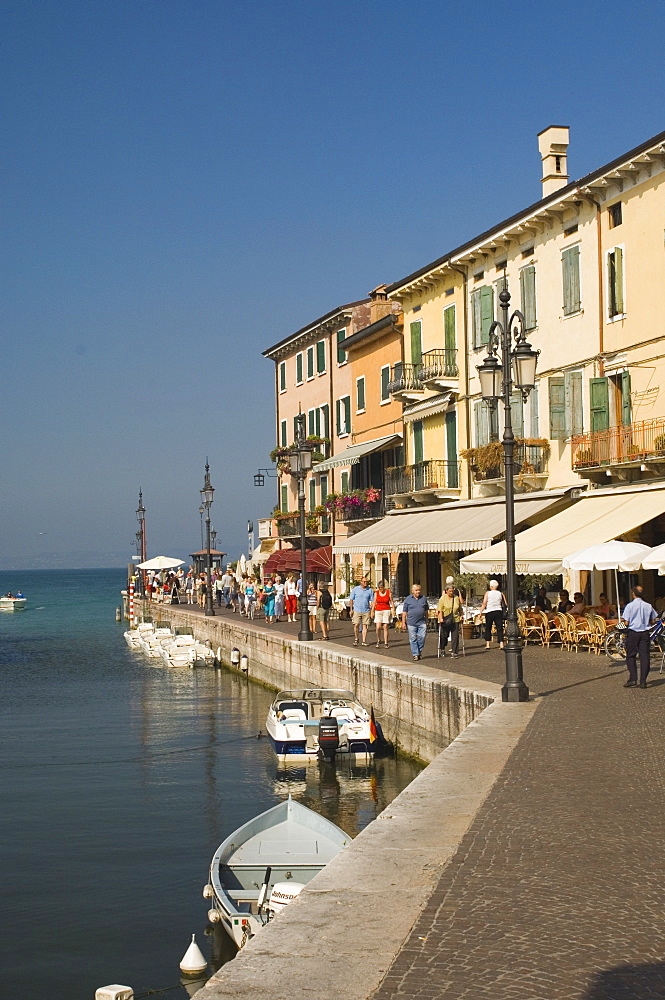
[
  {"left": 639, "top": 542, "right": 665, "bottom": 575},
  {"left": 562, "top": 540, "right": 651, "bottom": 612},
  {"left": 138, "top": 555, "right": 184, "bottom": 570}
]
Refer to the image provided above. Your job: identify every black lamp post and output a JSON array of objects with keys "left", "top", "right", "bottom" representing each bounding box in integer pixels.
[
  {"left": 477, "top": 285, "right": 539, "bottom": 702},
  {"left": 288, "top": 415, "right": 314, "bottom": 641},
  {"left": 200, "top": 461, "right": 215, "bottom": 617},
  {"left": 199, "top": 504, "right": 205, "bottom": 550},
  {"left": 136, "top": 490, "right": 146, "bottom": 596}
]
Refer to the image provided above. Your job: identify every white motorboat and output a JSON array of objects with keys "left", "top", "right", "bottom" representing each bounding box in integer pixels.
[
  {"left": 124, "top": 622, "right": 155, "bottom": 647},
  {"left": 159, "top": 634, "right": 198, "bottom": 668},
  {"left": 266, "top": 688, "right": 376, "bottom": 761},
  {"left": 204, "top": 796, "right": 349, "bottom": 949},
  {"left": 0, "top": 594, "right": 26, "bottom": 611}
]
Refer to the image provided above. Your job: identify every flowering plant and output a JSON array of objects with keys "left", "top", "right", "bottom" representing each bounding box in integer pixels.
[{"left": 323, "top": 487, "right": 382, "bottom": 513}]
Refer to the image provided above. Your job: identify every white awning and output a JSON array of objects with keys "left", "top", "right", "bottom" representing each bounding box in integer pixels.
[
  {"left": 460, "top": 484, "right": 665, "bottom": 575},
  {"left": 313, "top": 434, "right": 402, "bottom": 472},
  {"left": 333, "top": 492, "right": 566, "bottom": 555}
]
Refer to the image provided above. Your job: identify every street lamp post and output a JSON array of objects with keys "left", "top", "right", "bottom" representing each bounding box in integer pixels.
[
  {"left": 136, "top": 490, "right": 146, "bottom": 596},
  {"left": 288, "top": 415, "right": 314, "bottom": 641},
  {"left": 477, "top": 285, "right": 539, "bottom": 702},
  {"left": 200, "top": 461, "right": 215, "bottom": 617}
]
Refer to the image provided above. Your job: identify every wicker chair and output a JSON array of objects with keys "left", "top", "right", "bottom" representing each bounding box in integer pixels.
[
  {"left": 517, "top": 609, "right": 543, "bottom": 644},
  {"left": 569, "top": 613, "right": 594, "bottom": 653}
]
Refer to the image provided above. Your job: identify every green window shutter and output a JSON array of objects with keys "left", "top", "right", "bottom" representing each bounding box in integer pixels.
[
  {"left": 510, "top": 392, "right": 524, "bottom": 437},
  {"left": 341, "top": 471, "right": 349, "bottom": 492},
  {"left": 413, "top": 420, "right": 424, "bottom": 463},
  {"left": 308, "top": 409, "right": 315, "bottom": 436},
  {"left": 474, "top": 399, "right": 487, "bottom": 446},
  {"left": 357, "top": 377, "right": 365, "bottom": 411},
  {"left": 320, "top": 404, "right": 329, "bottom": 442},
  {"left": 336, "top": 329, "right": 346, "bottom": 364},
  {"left": 565, "top": 371, "right": 583, "bottom": 437},
  {"left": 344, "top": 396, "right": 351, "bottom": 434},
  {"left": 530, "top": 384, "right": 539, "bottom": 437},
  {"left": 621, "top": 371, "right": 631, "bottom": 426},
  {"left": 279, "top": 362, "right": 286, "bottom": 392},
  {"left": 315, "top": 408, "right": 321, "bottom": 437},
  {"left": 480, "top": 286, "right": 494, "bottom": 345},
  {"left": 548, "top": 376, "right": 567, "bottom": 439},
  {"left": 471, "top": 289, "right": 482, "bottom": 348},
  {"left": 335, "top": 399, "right": 341, "bottom": 436},
  {"left": 281, "top": 484, "right": 288, "bottom": 513},
  {"left": 293, "top": 415, "right": 299, "bottom": 440},
  {"left": 489, "top": 403, "right": 499, "bottom": 440},
  {"left": 608, "top": 248, "right": 624, "bottom": 316},
  {"left": 280, "top": 420, "right": 287, "bottom": 447},
  {"left": 381, "top": 366, "right": 390, "bottom": 400},
  {"left": 445, "top": 411, "right": 458, "bottom": 489},
  {"left": 562, "top": 246, "right": 581, "bottom": 315},
  {"left": 520, "top": 265, "right": 537, "bottom": 331},
  {"left": 320, "top": 475, "right": 328, "bottom": 502},
  {"left": 590, "top": 377, "right": 610, "bottom": 433},
  {"left": 615, "top": 247, "right": 624, "bottom": 314},
  {"left": 317, "top": 340, "right": 326, "bottom": 373},
  {"left": 296, "top": 354, "right": 303, "bottom": 383},
  {"left": 444, "top": 305, "right": 456, "bottom": 353},
  {"left": 410, "top": 321, "right": 422, "bottom": 367},
  {"left": 307, "top": 347, "right": 314, "bottom": 379},
  {"left": 309, "top": 478, "right": 316, "bottom": 511}
]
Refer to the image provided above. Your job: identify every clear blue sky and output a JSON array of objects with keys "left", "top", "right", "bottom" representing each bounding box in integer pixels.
[{"left": 2, "top": 0, "right": 664, "bottom": 568}]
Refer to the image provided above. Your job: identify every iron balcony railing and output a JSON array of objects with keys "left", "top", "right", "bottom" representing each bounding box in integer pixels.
[
  {"left": 387, "top": 362, "right": 423, "bottom": 394},
  {"left": 276, "top": 513, "right": 331, "bottom": 537},
  {"left": 333, "top": 498, "right": 385, "bottom": 523},
  {"left": 571, "top": 417, "right": 665, "bottom": 469},
  {"left": 419, "top": 349, "right": 459, "bottom": 381},
  {"left": 386, "top": 460, "right": 460, "bottom": 495},
  {"left": 471, "top": 442, "right": 549, "bottom": 482}
]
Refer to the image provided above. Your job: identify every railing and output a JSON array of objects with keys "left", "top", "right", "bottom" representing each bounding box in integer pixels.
[
  {"left": 471, "top": 442, "right": 549, "bottom": 482},
  {"left": 276, "top": 514, "right": 330, "bottom": 537},
  {"left": 387, "top": 362, "right": 423, "bottom": 394},
  {"left": 386, "top": 460, "right": 460, "bottom": 495},
  {"left": 571, "top": 417, "right": 665, "bottom": 469},
  {"left": 419, "top": 349, "right": 459, "bottom": 380},
  {"left": 333, "top": 498, "right": 385, "bottom": 522}
]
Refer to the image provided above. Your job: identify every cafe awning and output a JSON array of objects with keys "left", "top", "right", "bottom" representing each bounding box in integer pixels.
[
  {"left": 333, "top": 492, "right": 567, "bottom": 555},
  {"left": 313, "top": 434, "right": 402, "bottom": 472},
  {"left": 460, "top": 483, "right": 665, "bottom": 575}
]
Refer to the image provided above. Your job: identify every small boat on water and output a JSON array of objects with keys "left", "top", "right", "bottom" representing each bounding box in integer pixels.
[
  {"left": 0, "top": 592, "right": 26, "bottom": 611},
  {"left": 266, "top": 688, "right": 375, "bottom": 760},
  {"left": 204, "top": 796, "right": 349, "bottom": 949}
]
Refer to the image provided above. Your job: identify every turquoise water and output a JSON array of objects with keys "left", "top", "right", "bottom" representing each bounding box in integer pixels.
[{"left": 0, "top": 569, "right": 422, "bottom": 999}]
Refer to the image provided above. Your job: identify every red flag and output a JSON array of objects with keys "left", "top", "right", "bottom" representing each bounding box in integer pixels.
[{"left": 369, "top": 705, "right": 378, "bottom": 743}]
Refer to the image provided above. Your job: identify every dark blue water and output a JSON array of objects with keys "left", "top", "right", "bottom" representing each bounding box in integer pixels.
[{"left": 0, "top": 569, "right": 422, "bottom": 999}]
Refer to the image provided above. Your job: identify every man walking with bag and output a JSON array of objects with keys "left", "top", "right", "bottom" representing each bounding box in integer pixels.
[
  {"left": 437, "top": 584, "right": 463, "bottom": 657},
  {"left": 622, "top": 585, "right": 656, "bottom": 689}
]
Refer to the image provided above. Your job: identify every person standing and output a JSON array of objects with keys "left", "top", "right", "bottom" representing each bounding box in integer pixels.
[
  {"left": 285, "top": 573, "right": 298, "bottom": 622},
  {"left": 214, "top": 573, "right": 225, "bottom": 608},
  {"left": 480, "top": 580, "right": 506, "bottom": 650},
  {"left": 306, "top": 581, "right": 318, "bottom": 635},
  {"left": 316, "top": 581, "right": 333, "bottom": 639},
  {"left": 371, "top": 580, "right": 394, "bottom": 648},
  {"left": 437, "top": 584, "right": 463, "bottom": 657},
  {"left": 401, "top": 583, "right": 429, "bottom": 661},
  {"left": 622, "top": 585, "right": 657, "bottom": 688},
  {"left": 349, "top": 577, "right": 374, "bottom": 646},
  {"left": 274, "top": 574, "right": 285, "bottom": 621},
  {"left": 220, "top": 568, "right": 234, "bottom": 608},
  {"left": 263, "top": 577, "right": 276, "bottom": 623}
]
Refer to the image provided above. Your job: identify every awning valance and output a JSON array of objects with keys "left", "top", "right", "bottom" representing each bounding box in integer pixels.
[
  {"left": 459, "top": 484, "right": 665, "bottom": 575},
  {"left": 333, "top": 493, "right": 566, "bottom": 555},
  {"left": 313, "top": 434, "right": 402, "bottom": 472}
]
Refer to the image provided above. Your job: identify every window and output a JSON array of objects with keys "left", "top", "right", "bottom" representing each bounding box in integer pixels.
[
  {"left": 306, "top": 346, "right": 315, "bottom": 379},
  {"left": 281, "top": 484, "right": 289, "bottom": 513},
  {"left": 279, "top": 361, "right": 286, "bottom": 392},
  {"left": 443, "top": 304, "right": 456, "bottom": 356},
  {"left": 316, "top": 339, "right": 326, "bottom": 373},
  {"left": 293, "top": 414, "right": 300, "bottom": 440},
  {"left": 564, "top": 223, "right": 578, "bottom": 237},
  {"left": 356, "top": 376, "right": 366, "bottom": 412},
  {"left": 520, "top": 264, "right": 537, "bottom": 331},
  {"left": 607, "top": 247, "right": 624, "bottom": 317},
  {"left": 307, "top": 408, "right": 316, "bottom": 436},
  {"left": 609, "top": 202, "right": 622, "bottom": 228},
  {"left": 412, "top": 420, "right": 424, "bottom": 464},
  {"left": 562, "top": 245, "right": 581, "bottom": 315},
  {"left": 445, "top": 286, "right": 454, "bottom": 297},
  {"left": 495, "top": 259, "right": 507, "bottom": 271},
  {"left": 336, "top": 395, "right": 351, "bottom": 436},
  {"left": 336, "top": 328, "right": 347, "bottom": 364},
  {"left": 280, "top": 419, "right": 287, "bottom": 447},
  {"left": 341, "top": 471, "right": 349, "bottom": 492},
  {"left": 471, "top": 286, "right": 494, "bottom": 347},
  {"left": 296, "top": 352, "right": 303, "bottom": 384},
  {"left": 474, "top": 399, "right": 499, "bottom": 445},
  {"left": 380, "top": 365, "right": 390, "bottom": 402},
  {"left": 590, "top": 377, "right": 609, "bottom": 433},
  {"left": 410, "top": 320, "right": 422, "bottom": 366},
  {"left": 548, "top": 372, "right": 583, "bottom": 439},
  {"left": 521, "top": 246, "right": 534, "bottom": 258},
  {"left": 445, "top": 411, "right": 459, "bottom": 489}
]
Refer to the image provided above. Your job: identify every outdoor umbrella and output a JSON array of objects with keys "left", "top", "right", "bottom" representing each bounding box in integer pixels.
[
  {"left": 639, "top": 542, "right": 665, "bottom": 575},
  {"left": 562, "top": 540, "right": 651, "bottom": 612},
  {"left": 138, "top": 556, "right": 184, "bottom": 570}
]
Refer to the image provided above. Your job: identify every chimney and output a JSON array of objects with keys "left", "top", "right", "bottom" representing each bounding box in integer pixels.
[
  {"left": 368, "top": 283, "right": 395, "bottom": 324},
  {"left": 538, "top": 126, "right": 570, "bottom": 197}
]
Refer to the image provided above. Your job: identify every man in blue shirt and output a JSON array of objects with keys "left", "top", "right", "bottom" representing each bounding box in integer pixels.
[
  {"left": 350, "top": 577, "right": 374, "bottom": 646},
  {"left": 402, "top": 583, "right": 429, "bottom": 660},
  {"left": 622, "top": 585, "right": 657, "bottom": 688}
]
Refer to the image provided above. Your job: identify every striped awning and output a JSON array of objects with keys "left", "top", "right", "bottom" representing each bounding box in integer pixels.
[{"left": 313, "top": 434, "right": 402, "bottom": 472}]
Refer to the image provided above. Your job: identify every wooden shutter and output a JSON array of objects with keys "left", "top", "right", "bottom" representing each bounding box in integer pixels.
[
  {"left": 565, "top": 371, "right": 583, "bottom": 436},
  {"left": 309, "top": 478, "right": 316, "bottom": 511},
  {"left": 357, "top": 377, "right": 365, "bottom": 411},
  {"left": 530, "top": 384, "right": 539, "bottom": 437},
  {"left": 445, "top": 411, "right": 458, "bottom": 488},
  {"left": 317, "top": 340, "right": 326, "bottom": 373},
  {"left": 480, "top": 286, "right": 494, "bottom": 345},
  {"left": 307, "top": 347, "right": 314, "bottom": 379},
  {"left": 410, "top": 321, "right": 422, "bottom": 367},
  {"left": 608, "top": 248, "right": 624, "bottom": 316},
  {"left": 281, "top": 484, "right": 289, "bottom": 513},
  {"left": 381, "top": 366, "right": 390, "bottom": 400},
  {"left": 444, "top": 305, "right": 456, "bottom": 354},
  {"left": 335, "top": 399, "right": 341, "bottom": 436},
  {"left": 308, "top": 409, "right": 315, "bottom": 436},
  {"left": 510, "top": 392, "right": 524, "bottom": 437},
  {"left": 621, "top": 371, "right": 631, "bottom": 426},
  {"left": 520, "top": 265, "right": 537, "bottom": 331},
  {"left": 344, "top": 396, "right": 351, "bottom": 434},
  {"left": 320, "top": 475, "right": 328, "bottom": 502},
  {"left": 337, "top": 329, "right": 346, "bottom": 364},
  {"left": 320, "top": 404, "right": 329, "bottom": 443},
  {"left": 471, "top": 289, "right": 482, "bottom": 347},
  {"left": 562, "top": 246, "right": 581, "bottom": 315},
  {"left": 590, "top": 377, "right": 610, "bottom": 433},
  {"left": 341, "top": 471, "right": 349, "bottom": 492},
  {"left": 280, "top": 420, "right": 287, "bottom": 447},
  {"left": 548, "top": 376, "right": 567, "bottom": 439},
  {"left": 279, "top": 362, "right": 286, "bottom": 392},
  {"left": 293, "top": 415, "right": 300, "bottom": 440},
  {"left": 474, "top": 400, "right": 487, "bottom": 446},
  {"left": 413, "top": 420, "right": 424, "bottom": 463},
  {"left": 296, "top": 353, "right": 303, "bottom": 383}
]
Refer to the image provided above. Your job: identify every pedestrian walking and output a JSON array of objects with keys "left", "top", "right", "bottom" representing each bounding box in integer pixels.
[
  {"left": 480, "top": 580, "right": 507, "bottom": 649},
  {"left": 214, "top": 573, "right": 224, "bottom": 608},
  {"left": 437, "top": 584, "right": 463, "bottom": 657},
  {"left": 316, "top": 581, "right": 333, "bottom": 639},
  {"left": 263, "top": 577, "right": 276, "bottom": 623},
  {"left": 370, "top": 580, "right": 394, "bottom": 648},
  {"left": 401, "top": 583, "right": 429, "bottom": 660},
  {"left": 285, "top": 573, "right": 298, "bottom": 622},
  {"left": 306, "top": 581, "right": 318, "bottom": 635},
  {"left": 274, "top": 575, "right": 285, "bottom": 621},
  {"left": 349, "top": 576, "right": 374, "bottom": 646},
  {"left": 622, "top": 585, "right": 657, "bottom": 688}
]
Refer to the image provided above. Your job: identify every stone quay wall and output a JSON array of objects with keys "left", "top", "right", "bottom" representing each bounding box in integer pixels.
[{"left": 131, "top": 599, "right": 497, "bottom": 761}]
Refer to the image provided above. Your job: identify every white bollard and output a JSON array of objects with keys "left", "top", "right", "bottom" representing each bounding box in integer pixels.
[
  {"left": 95, "top": 987, "right": 133, "bottom": 1000},
  {"left": 180, "top": 933, "right": 207, "bottom": 975}
]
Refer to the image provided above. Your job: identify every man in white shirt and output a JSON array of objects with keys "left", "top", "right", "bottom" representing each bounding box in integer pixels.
[{"left": 622, "top": 585, "right": 657, "bottom": 688}]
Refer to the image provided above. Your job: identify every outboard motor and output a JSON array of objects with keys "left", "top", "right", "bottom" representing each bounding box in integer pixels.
[{"left": 318, "top": 715, "right": 339, "bottom": 760}]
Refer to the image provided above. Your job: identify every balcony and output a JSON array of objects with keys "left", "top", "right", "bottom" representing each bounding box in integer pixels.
[
  {"left": 276, "top": 513, "right": 331, "bottom": 537},
  {"left": 333, "top": 498, "right": 385, "bottom": 523},
  {"left": 257, "top": 517, "right": 274, "bottom": 539},
  {"left": 387, "top": 363, "right": 425, "bottom": 401},
  {"left": 466, "top": 440, "right": 549, "bottom": 493},
  {"left": 386, "top": 460, "right": 460, "bottom": 502},
  {"left": 571, "top": 417, "right": 665, "bottom": 482},
  {"left": 419, "top": 349, "right": 459, "bottom": 389}
]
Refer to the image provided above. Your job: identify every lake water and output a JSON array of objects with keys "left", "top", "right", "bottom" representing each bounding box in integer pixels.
[{"left": 0, "top": 569, "right": 423, "bottom": 999}]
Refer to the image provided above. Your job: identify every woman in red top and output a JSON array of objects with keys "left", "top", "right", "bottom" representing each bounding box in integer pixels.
[{"left": 371, "top": 580, "right": 395, "bottom": 648}]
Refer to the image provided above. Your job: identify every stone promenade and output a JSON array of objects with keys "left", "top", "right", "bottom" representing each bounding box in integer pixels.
[{"left": 177, "top": 600, "right": 665, "bottom": 999}]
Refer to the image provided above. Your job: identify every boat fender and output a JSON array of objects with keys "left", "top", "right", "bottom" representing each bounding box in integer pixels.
[
  {"left": 318, "top": 716, "right": 339, "bottom": 759},
  {"left": 216, "top": 646, "right": 222, "bottom": 666},
  {"left": 240, "top": 653, "right": 249, "bottom": 673},
  {"left": 266, "top": 881, "right": 305, "bottom": 914},
  {"left": 207, "top": 908, "right": 222, "bottom": 923},
  {"left": 230, "top": 647, "right": 241, "bottom": 666},
  {"left": 202, "top": 884, "right": 214, "bottom": 898}
]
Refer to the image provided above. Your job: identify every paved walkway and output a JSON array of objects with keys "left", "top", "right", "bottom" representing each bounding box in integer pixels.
[{"left": 169, "top": 601, "right": 665, "bottom": 998}]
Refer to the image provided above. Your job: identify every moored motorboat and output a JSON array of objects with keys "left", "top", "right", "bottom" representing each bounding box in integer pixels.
[
  {"left": 266, "top": 688, "right": 375, "bottom": 760},
  {"left": 0, "top": 592, "right": 26, "bottom": 611},
  {"left": 204, "top": 796, "right": 349, "bottom": 949}
]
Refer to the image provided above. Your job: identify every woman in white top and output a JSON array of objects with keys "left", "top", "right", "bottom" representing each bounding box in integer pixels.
[
  {"left": 284, "top": 574, "right": 299, "bottom": 622},
  {"left": 480, "top": 579, "right": 507, "bottom": 650},
  {"left": 273, "top": 575, "right": 285, "bottom": 621}
]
